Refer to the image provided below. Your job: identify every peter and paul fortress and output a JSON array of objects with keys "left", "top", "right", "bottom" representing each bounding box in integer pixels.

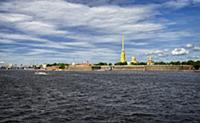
[{"left": 43, "top": 34, "right": 192, "bottom": 72}]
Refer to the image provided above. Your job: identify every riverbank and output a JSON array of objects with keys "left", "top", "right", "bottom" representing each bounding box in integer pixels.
[
  {"left": 94, "top": 65, "right": 193, "bottom": 72},
  {"left": 2, "top": 65, "right": 196, "bottom": 72}
]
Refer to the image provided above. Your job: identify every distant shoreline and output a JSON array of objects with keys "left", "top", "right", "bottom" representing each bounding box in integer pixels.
[
  {"left": 1, "top": 65, "right": 199, "bottom": 72},
  {"left": 0, "top": 70, "right": 199, "bottom": 73}
]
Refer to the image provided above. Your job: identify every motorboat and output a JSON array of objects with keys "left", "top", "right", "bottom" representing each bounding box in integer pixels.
[{"left": 34, "top": 71, "right": 48, "bottom": 75}]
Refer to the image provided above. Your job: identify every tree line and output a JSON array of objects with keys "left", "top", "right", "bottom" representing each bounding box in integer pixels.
[
  {"left": 96, "top": 60, "right": 200, "bottom": 70},
  {"left": 45, "top": 60, "right": 200, "bottom": 70}
]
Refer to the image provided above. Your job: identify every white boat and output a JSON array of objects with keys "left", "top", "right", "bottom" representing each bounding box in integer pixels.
[{"left": 35, "top": 71, "right": 48, "bottom": 75}]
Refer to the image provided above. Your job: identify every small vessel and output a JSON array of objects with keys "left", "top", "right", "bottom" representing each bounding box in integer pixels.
[{"left": 35, "top": 71, "right": 48, "bottom": 75}]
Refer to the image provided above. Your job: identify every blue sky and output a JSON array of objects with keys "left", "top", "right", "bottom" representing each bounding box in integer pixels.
[{"left": 0, "top": 0, "right": 200, "bottom": 65}]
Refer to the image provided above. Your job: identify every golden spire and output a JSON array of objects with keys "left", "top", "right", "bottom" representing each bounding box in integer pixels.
[
  {"left": 122, "top": 34, "right": 124, "bottom": 50},
  {"left": 120, "top": 34, "right": 126, "bottom": 63}
]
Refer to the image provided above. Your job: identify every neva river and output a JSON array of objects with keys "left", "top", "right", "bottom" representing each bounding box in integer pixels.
[{"left": 0, "top": 70, "right": 200, "bottom": 123}]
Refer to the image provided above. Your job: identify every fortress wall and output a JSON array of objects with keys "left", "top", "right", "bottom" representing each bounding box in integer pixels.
[
  {"left": 68, "top": 64, "right": 92, "bottom": 71},
  {"left": 100, "top": 66, "right": 111, "bottom": 71},
  {"left": 113, "top": 65, "right": 146, "bottom": 71},
  {"left": 112, "top": 65, "right": 192, "bottom": 71},
  {"left": 145, "top": 65, "right": 192, "bottom": 71},
  {"left": 46, "top": 66, "right": 60, "bottom": 71},
  {"left": 145, "top": 65, "right": 179, "bottom": 71},
  {"left": 179, "top": 65, "right": 193, "bottom": 70},
  {"left": 46, "top": 65, "right": 192, "bottom": 71}
]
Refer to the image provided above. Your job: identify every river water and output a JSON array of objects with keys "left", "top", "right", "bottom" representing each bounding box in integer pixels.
[{"left": 0, "top": 70, "right": 200, "bottom": 123}]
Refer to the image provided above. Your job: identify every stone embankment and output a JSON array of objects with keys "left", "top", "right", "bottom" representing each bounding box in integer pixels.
[
  {"left": 46, "top": 64, "right": 193, "bottom": 71},
  {"left": 99, "top": 65, "right": 193, "bottom": 71}
]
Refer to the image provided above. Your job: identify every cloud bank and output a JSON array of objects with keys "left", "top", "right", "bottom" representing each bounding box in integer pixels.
[
  {"left": 171, "top": 48, "right": 189, "bottom": 56},
  {"left": 0, "top": 0, "right": 199, "bottom": 64}
]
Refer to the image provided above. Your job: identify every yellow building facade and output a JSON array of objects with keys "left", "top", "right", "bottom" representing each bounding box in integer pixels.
[
  {"left": 131, "top": 56, "right": 138, "bottom": 64},
  {"left": 147, "top": 56, "right": 154, "bottom": 65}
]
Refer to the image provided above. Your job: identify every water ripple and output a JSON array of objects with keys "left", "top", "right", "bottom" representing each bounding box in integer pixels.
[{"left": 0, "top": 70, "right": 200, "bottom": 123}]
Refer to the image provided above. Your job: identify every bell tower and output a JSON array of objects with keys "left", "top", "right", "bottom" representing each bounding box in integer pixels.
[{"left": 120, "top": 34, "right": 126, "bottom": 63}]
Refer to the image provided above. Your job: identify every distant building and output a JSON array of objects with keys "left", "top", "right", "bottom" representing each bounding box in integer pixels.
[
  {"left": 72, "top": 62, "right": 76, "bottom": 66},
  {"left": 5, "top": 64, "right": 13, "bottom": 69},
  {"left": 131, "top": 56, "right": 138, "bottom": 64},
  {"left": 36, "top": 64, "right": 40, "bottom": 68},
  {"left": 147, "top": 56, "right": 154, "bottom": 65},
  {"left": 68, "top": 63, "right": 92, "bottom": 71},
  {"left": 41, "top": 64, "right": 47, "bottom": 69},
  {"left": 120, "top": 34, "right": 126, "bottom": 63}
]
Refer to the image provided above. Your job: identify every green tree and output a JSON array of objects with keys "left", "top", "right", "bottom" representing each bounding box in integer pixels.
[
  {"left": 193, "top": 61, "right": 200, "bottom": 70},
  {"left": 138, "top": 62, "right": 146, "bottom": 65},
  {"left": 115, "top": 62, "right": 127, "bottom": 65},
  {"left": 95, "top": 62, "right": 108, "bottom": 65},
  {"left": 170, "top": 61, "right": 181, "bottom": 65},
  {"left": 59, "top": 63, "right": 65, "bottom": 69},
  {"left": 130, "top": 62, "right": 138, "bottom": 65},
  {"left": 109, "top": 63, "right": 112, "bottom": 66},
  {"left": 155, "top": 61, "right": 167, "bottom": 65}
]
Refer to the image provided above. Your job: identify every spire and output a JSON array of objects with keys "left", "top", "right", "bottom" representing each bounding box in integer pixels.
[
  {"left": 120, "top": 34, "right": 126, "bottom": 63},
  {"left": 122, "top": 34, "right": 124, "bottom": 50}
]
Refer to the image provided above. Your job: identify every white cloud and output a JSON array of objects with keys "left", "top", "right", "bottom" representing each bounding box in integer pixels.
[
  {"left": 163, "top": 0, "right": 200, "bottom": 9},
  {"left": 164, "top": 0, "right": 190, "bottom": 8},
  {"left": 145, "top": 48, "right": 170, "bottom": 56},
  {"left": 16, "top": 21, "right": 67, "bottom": 35},
  {"left": 191, "top": 55, "right": 200, "bottom": 60},
  {"left": 0, "top": 33, "right": 49, "bottom": 43},
  {"left": 0, "top": 0, "right": 161, "bottom": 37},
  {"left": 193, "top": 46, "right": 200, "bottom": 51},
  {"left": 0, "top": 13, "right": 32, "bottom": 23},
  {"left": 171, "top": 48, "right": 189, "bottom": 55},
  {"left": 163, "top": 49, "right": 169, "bottom": 52},
  {"left": 0, "top": 0, "right": 193, "bottom": 44},
  {"left": 146, "top": 49, "right": 164, "bottom": 55},
  {"left": 186, "top": 43, "right": 193, "bottom": 48},
  {"left": 0, "top": 39, "right": 15, "bottom": 44},
  {"left": 193, "top": 0, "right": 200, "bottom": 3},
  {"left": 0, "top": 0, "right": 197, "bottom": 64},
  {"left": 0, "top": 61, "right": 5, "bottom": 64},
  {"left": 60, "top": 41, "right": 94, "bottom": 47},
  {"left": 25, "top": 49, "right": 59, "bottom": 56},
  {"left": 129, "top": 42, "right": 148, "bottom": 46}
]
